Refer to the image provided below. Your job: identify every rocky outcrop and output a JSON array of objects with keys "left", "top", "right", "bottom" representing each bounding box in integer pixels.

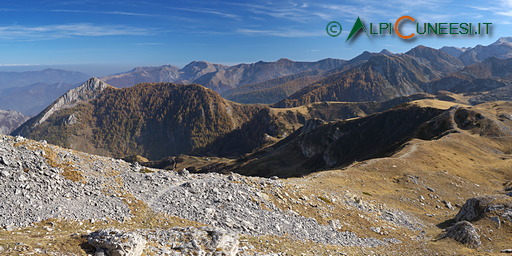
[
  {"left": 10, "top": 77, "right": 111, "bottom": 137},
  {"left": 455, "top": 195, "right": 512, "bottom": 222},
  {"left": 36, "top": 77, "right": 111, "bottom": 125},
  {"left": 87, "top": 227, "right": 239, "bottom": 256},
  {"left": 440, "top": 221, "right": 481, "bottom": 248},
  {"left": 301, "top": 118, "right": 326, "bottom": 134},
  {"left": 88, "top": 229, "right": 146, "bottom": 256},
  {"left": 440, "top": 194, "right": 512, "bottom": 248},
  {"left": 142, "top": 227, "right": 239, "bottom": 255},
  {"left": 0, "top": 110, "right": 29, "bottom": 134}
]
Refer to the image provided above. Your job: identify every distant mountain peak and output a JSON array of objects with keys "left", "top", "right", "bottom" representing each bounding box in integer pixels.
[
  {"left": 277, "top": 58, "right": 293, "bottom": 62},
  {"left": 406, "top": 45, "right": 437, "bottom": 54},
  {"left": 185, "top": 60, "right": 213, "bottom": 66},
  {"left": 406, "top": 45, "right": 461, "bottom": 59},
  {"left": 492, "top": 37, "right": 512, "bottom": 45},
  {"left": 459, "top": 37, "right": 512, "bottom": 65},
  {"left": 349, "top": 51, "right": 380, "bottom": 63},
  {"left": 439, "top": 46, "right": 471, "bottom": 58},
  {"left": 380, "top": 49, "right": 393, "bottom": 55},
  {"left": 132, "top": 65, "right": 179, "bottom": 72},
  {"left": 182, "top": 60, "right": 227, "bottom": 70}
]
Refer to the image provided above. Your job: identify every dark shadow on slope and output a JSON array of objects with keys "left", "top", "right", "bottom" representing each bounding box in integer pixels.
[{"left": 224, "top": 104, "right": 458, "bottom": 178}]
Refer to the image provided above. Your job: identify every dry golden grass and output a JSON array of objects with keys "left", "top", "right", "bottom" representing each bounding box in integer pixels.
[
  {"left": 282, "top": 128, "right": 512, "bottom": 254},
  {"left": 409, "top": 99, "right": 468, "bottom": 109}
]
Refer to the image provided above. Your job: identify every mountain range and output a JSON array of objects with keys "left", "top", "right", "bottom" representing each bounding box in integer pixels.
[
  {"left": 0, "top": 82, "right": 78, "bottom": 116},
  {"left": 0, "top": 68, "right": 89, "bottom": 90},
  {"left": 101, "top": 58, "right": 346, "bottom": 93},
  {"left": 0, "top": 69, "right": 90, "bottom": 115},
  {"left": 2, "top": 37, "right": 512, "bottom": 118},
  {"left": 457, "top": 37, "right": 512, "bottom": 65},
  {"left": 98, "top": 37, "right": 512, "bottom": 107},
  {"left": 10, "top": 37, "right": 512, "bottom": 162}
]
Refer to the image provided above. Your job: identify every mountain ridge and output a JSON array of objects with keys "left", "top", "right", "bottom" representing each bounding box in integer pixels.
[{"left": 101, "top": 58, "right": 346, "bottom": 93}]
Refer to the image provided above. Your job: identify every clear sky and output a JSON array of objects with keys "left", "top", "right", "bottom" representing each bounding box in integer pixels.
[{"left": 0, "top": 0, "right": 510, "bottom": 76}]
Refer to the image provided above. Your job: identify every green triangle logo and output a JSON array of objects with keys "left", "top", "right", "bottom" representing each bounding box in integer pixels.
[{"left": 346, "top": 17, "right": 369, "bottom": 42}]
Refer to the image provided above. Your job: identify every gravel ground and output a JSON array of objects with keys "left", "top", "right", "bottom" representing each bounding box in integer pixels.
[{"left": 0, "top": 134, "right": 409, "bottom": 248}]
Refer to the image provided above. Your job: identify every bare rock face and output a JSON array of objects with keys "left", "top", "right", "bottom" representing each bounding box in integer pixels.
[
  {"left": 37, "top": 77, "right": 110, "bottom": 125},
  {"left": 87, "top": 229, "right": 146, "bottom": 256},
  {"left": 301, "top": 118, "right": 326, "bottom": 134},
  {"left": 88, "top": 227, "right": 239, "bottom": 256},
  {"left": 11, "top": 77, "right": 113, "bottom": 138},
  {"left": 455, "top": 195, "right": 512, "bottom": 222},
  {"left": 143, "top": 227, "right": 239, "bottom": 256},
  {"left": 440, "top": 221, "right": 481, "bottom": 248},
  {"left": 0, "top": 110, "right": 29, "bottom": 134}
]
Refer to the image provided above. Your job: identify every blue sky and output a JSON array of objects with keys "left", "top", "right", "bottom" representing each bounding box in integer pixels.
[{"left": 0, "top": 0, "right": 511, "bottom": 76}]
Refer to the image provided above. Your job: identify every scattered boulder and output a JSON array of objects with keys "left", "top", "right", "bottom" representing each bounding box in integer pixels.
[
  {"left": 328, "top": 219, "right": 342, "bottom": 230},
  {"left": 455, "top": 195, "right": 512, "bottom": 222},
  {"left": 141, "top": 227, "right": 239, "bottom": 256},
  {"left": 88, "top": 227, "right": 239, "bottom": 256},
  {"left": 440, "top": 221, "right": 481, "bottom": 248},
  {"left": 442, "top": 200, "right": 454, "bottom": 210},
  {"left": 87, "top": 229, "right": 146, "bottom": 256}
]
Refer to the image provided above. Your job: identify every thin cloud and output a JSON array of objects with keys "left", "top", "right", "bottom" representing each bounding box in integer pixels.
[
  {"left": 0, "top": 24, "right": 153, "bottom": 40},
  {"left": 166, "top": 7, "right": 240, "bottom": 20},
  {"left": 236, "top": 28, "right": 324, "bottom": 37},
  {"left": 233, "top": 2, "right": 317, "bottom": 22},
  {"left": 0, "top": 64, "right": 44, "bottom": 66},
  {"left": 466, "top": 1, "right": 512, "bottom": 18},
  {"left": 51, "top": 9, "right": 159, "bottom": 17}
]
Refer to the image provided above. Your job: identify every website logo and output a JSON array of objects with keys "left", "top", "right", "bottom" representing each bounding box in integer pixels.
[{"left": 327, "top": 16, "right": 492, "bottom": 42}]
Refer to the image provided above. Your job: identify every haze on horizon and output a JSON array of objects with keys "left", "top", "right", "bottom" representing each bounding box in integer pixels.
[{"left": 0, "top": 0, "right": 511, "bottom": 76}]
